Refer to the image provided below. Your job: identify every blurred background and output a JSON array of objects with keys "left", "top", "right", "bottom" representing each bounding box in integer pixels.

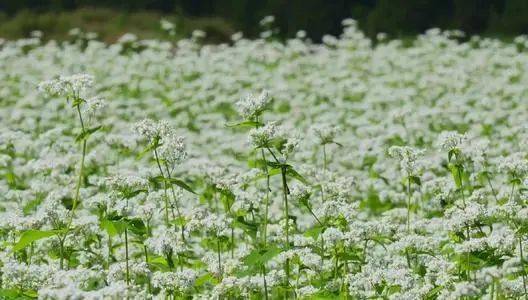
[{"left": 1, "top": 0, "right": 527, "bottom": 43}]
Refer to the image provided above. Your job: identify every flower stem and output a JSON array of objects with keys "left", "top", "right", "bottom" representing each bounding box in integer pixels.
[
  {"left": 164, "top": 164, "right": 186, "bottom": 242},
  {"left": 520, "top": 236, "right": 527, "bottom": 298},
  {"left": 125, "top": 227, "right": 130, "bottom": 285},
  {"left": 69, "top": 105, "right": 87, "bottom": 225},
  {"left": 153, "top": 148, "right": 170, "bottom": 226},
  {"left": 217, "top": 238, "right": 223, "bottom": 278},
  {"left": 280, "top": 165, "right": 291, "bottom": 296},
  {"left": 406, "top": 176, "right": 411, "bottom": 233}
]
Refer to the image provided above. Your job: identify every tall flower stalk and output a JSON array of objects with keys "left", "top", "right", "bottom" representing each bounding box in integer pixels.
[{"left": 38, "top": 74, "right": 103, "bottom": 268}]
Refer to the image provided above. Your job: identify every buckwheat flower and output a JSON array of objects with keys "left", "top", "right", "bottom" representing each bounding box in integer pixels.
[
  {"left": 211, "top": 276, "right": 241, "bottom": 298},
  {"left": 311, "top": 123, "right": 340, "bottom": 145},
  {"left": 231, "top": 32, "right": 243, "bottom": 41},
  {"left": 322, "top": 227, "right": 344, "bottom": 247},
  {"left": 158, "top": 133, "right": 187, "bottom": 165},
  {"left": 160, "top": 19, "right": 175, "bottom": 31},
  {"left": 107, "top": 262, "right": 150, "bottom": 283},
  {"left": 498, "top": 152, "right": 528, "bottom": 176},
  {"left": 500, "top": 277, "right": 525, "bottom": 297},
  {"left": 281, "top": 135, "right": 301, "bottom": 159},
  {"left": 232, "top": 189, "right": 259, "bottom": 213},
  {"left": 106, "top": 174, "right": 148, "bottom": 192},
  {"left": 325, "top": 176, "right": 356, "bottom": 199},
  {"left": 388, "top": 146, "right": 424, "bottom": 175},
  {"left": 146, "top": 227, "right": 185, "bottom": 256},
  {"left": 135, "top": 202, "right": 156, "bottom": 222},
  {"left": 38, "top": 74, "right": 95, "bottom": 97},
  {"left": 236, "top": 90, "right": 271, "bottom": 120},
  {"left": 248, "top": 121, "right": 279, "bottom": 148},
  {"left": 425, "top": 257, "right": 455, "bottom": 286},
  {"left": 444, "top": 202, "right": 487, "bottom": 231},
  {"left": 293, "top": 234, "right": 314, "bottom": 247},
  {"left": 133, "top": 119, "right": 174, "bottom": 143},
  {"left": 1, "top": 260, "right": 55, "bottom": 290},
  {"left": 290, "top": 184, "right": 310, "bottom": 204},
  {"left": 298, "top": 285, "right": 318, "bottom": 298},
  {"left": 260, "top": 16, "right": 275, "bottom": 26},
  {"left": 68, "top": 28, "right": 81, "bottom": 36},
  {"left": 192, "top": 30, "right": 206, "bottom": 39},
  {"left": 152, "top": 269, "right": 197, "bottom": 294},
  {"left": 202, "top": 252, "right": 223, "bottom": 276},
  {"left": 439, "top": 282, "right": 480, "bottom": 299},
  {"left": 436, "top": 131, "right": 468, "bottom": 151},
  {"left": 84, "top": 96, "right": 106, "bottom": 115},
  {"left": 118, "top": 33, "right": 138, "bottom": 44}
]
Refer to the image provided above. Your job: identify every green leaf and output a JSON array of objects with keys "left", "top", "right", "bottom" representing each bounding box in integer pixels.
[
  {"left": 75, "top": 125, "right": 102, "bottom": 142},
  {"left": 243, "top": 246, "right": 281, "bottom": 267},
  {"left": 226, "top": 121, "right": 263, "bottom": 128},
  {"left": 148, "top": 255, "right": 169, "bottom": 270},
  {"left": 234, "top": 216, "right": 259, "bottom": 239},
  {"left": 250, "top": 168, "right": 281, "bottom": 182},
  {"left": 122, "top": 189, "right": 148, "bottom": 199},
  {"left": 150, "top": 176, "right": 196, "bottom": 194},
  {"left": 101, "top": 219, "right": 127, "bottom": 237},
  {"left": 409, "top": 175, "right": 421, "bottom": 186},
  {"left": 136, "top": 138, "right": 160, "bottom": 160},
  {"left": 304, "top": 225, "right": 324, "bottom": 239},
  {"left": 266, "top": 161, "right": 284, "bottom": 169},
  {"left": 0, "top": 288, "right": 22, "bottom": 299},
  {"left": 195, "top": 273, "right": 218, "bottom": 287},
  {"left": 286, "top": 167, "right": 310, "bottom": 185},
  {"left": 448, "top": 163, "right": 463, "bottom": 188},
  {"left": 448, "top": 148, "right": 459, "bottom": 162},
  {"left": 125, "top": 218, "right": 147, "bottom": 236},
  {"left": 168, "top": 178, "right": 196, "bottom": 194},
  {"left": 0, "top": 288, "right": 36, "bottom": 299},
  {"left": 13, "top": 230, "right": 63, "bottom": 252}
]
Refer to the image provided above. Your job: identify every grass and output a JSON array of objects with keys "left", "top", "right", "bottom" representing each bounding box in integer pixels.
[{"left": 0, "top": 7, "right": 235, "bottom": 43}]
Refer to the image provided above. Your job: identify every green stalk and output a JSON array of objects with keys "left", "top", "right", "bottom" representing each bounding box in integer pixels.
[
  {"left": 68, "top": 104, "right": 87, "bottom": 227},
  {"left": 321, "top": 143, "right": 327, "bottom": 202},
  {"left": 334, "top": 248, "right": 339, "bottom": 279},
  {"left": 457, "top": 166, "right": 465, "bottom": 207},
  {"left": 125, "top": 228, "right": 130, "bottom": 285},
  {"left": 164, "top": 163, "right": 186, "bottom": 242},
  {"left": 520, "top": 236, "right": 527, "bottom": 298},
  {"left": 58, "top": 236, "right": 65, "bottom": 270},
  {"left": 153, "top": 148, "right": 170, "bottom": 226},
  {"left": 144, "top": 244, "right": 151, "bottom": 293},
  {"left": 406, "top": 176, "right": 411, "bottom": 233},
  {"left": 485, "top": 173, "right": 499, "bottom": 202},
  {"left": 217, "top": 237, "right": 223, "bottom": 279},
  {"left": 262, "top": 265, "right": 269, "bottom": 300},
  {"left": 63, "top": 103, "right": 88, "bottom": 269},
  {"left": 255, "top": 116, "right": 271, "bottom": 247},
  {"left": 280, "top": 165, "right": 291, "bottom": 296},
  {"left": 261, "top": 147, "right": 270, "bottom": 246}
]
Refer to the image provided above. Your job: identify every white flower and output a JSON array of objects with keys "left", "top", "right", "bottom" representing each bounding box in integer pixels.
[
  {"left": 38, "top": 74, "right": 95, "bottom": 97},
  {"left": 322, "top": 227, "right": 344, "bottom": 247},
  {"left": 311, "top": 124, "right": 340, "bottom": 145},
  {"left": 498, "top": 152, "right": 528, "bottom": 176},
  {"left": 388, "top": 146, "right": 424, "bottom": 175},
  {"left": 236, "top": 90, "right": 271, "bottom": 119},
  {"left": 146, "top": 227, "right": 185, "bottom": 256},
  {"left": 152, "top": 269, "right": 197, "bottom": 294},
  {"left": 159, "top": 134, "right": 187, "bottom": 165},
  {"left": 248, "top": 122, "right": 279, "bottom": 148},
  {"left": 436, "top": 131, "right": 467, "bottom": 151}
]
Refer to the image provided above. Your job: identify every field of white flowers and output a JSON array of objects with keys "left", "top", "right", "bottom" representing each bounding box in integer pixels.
[{"left": 2, "top": 18, "right": 528, "bottom": 299}]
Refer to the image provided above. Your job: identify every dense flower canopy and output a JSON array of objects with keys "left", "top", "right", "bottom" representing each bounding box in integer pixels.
[{"left": 2, "top": 19, "right": 528, "bottom": 299}]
